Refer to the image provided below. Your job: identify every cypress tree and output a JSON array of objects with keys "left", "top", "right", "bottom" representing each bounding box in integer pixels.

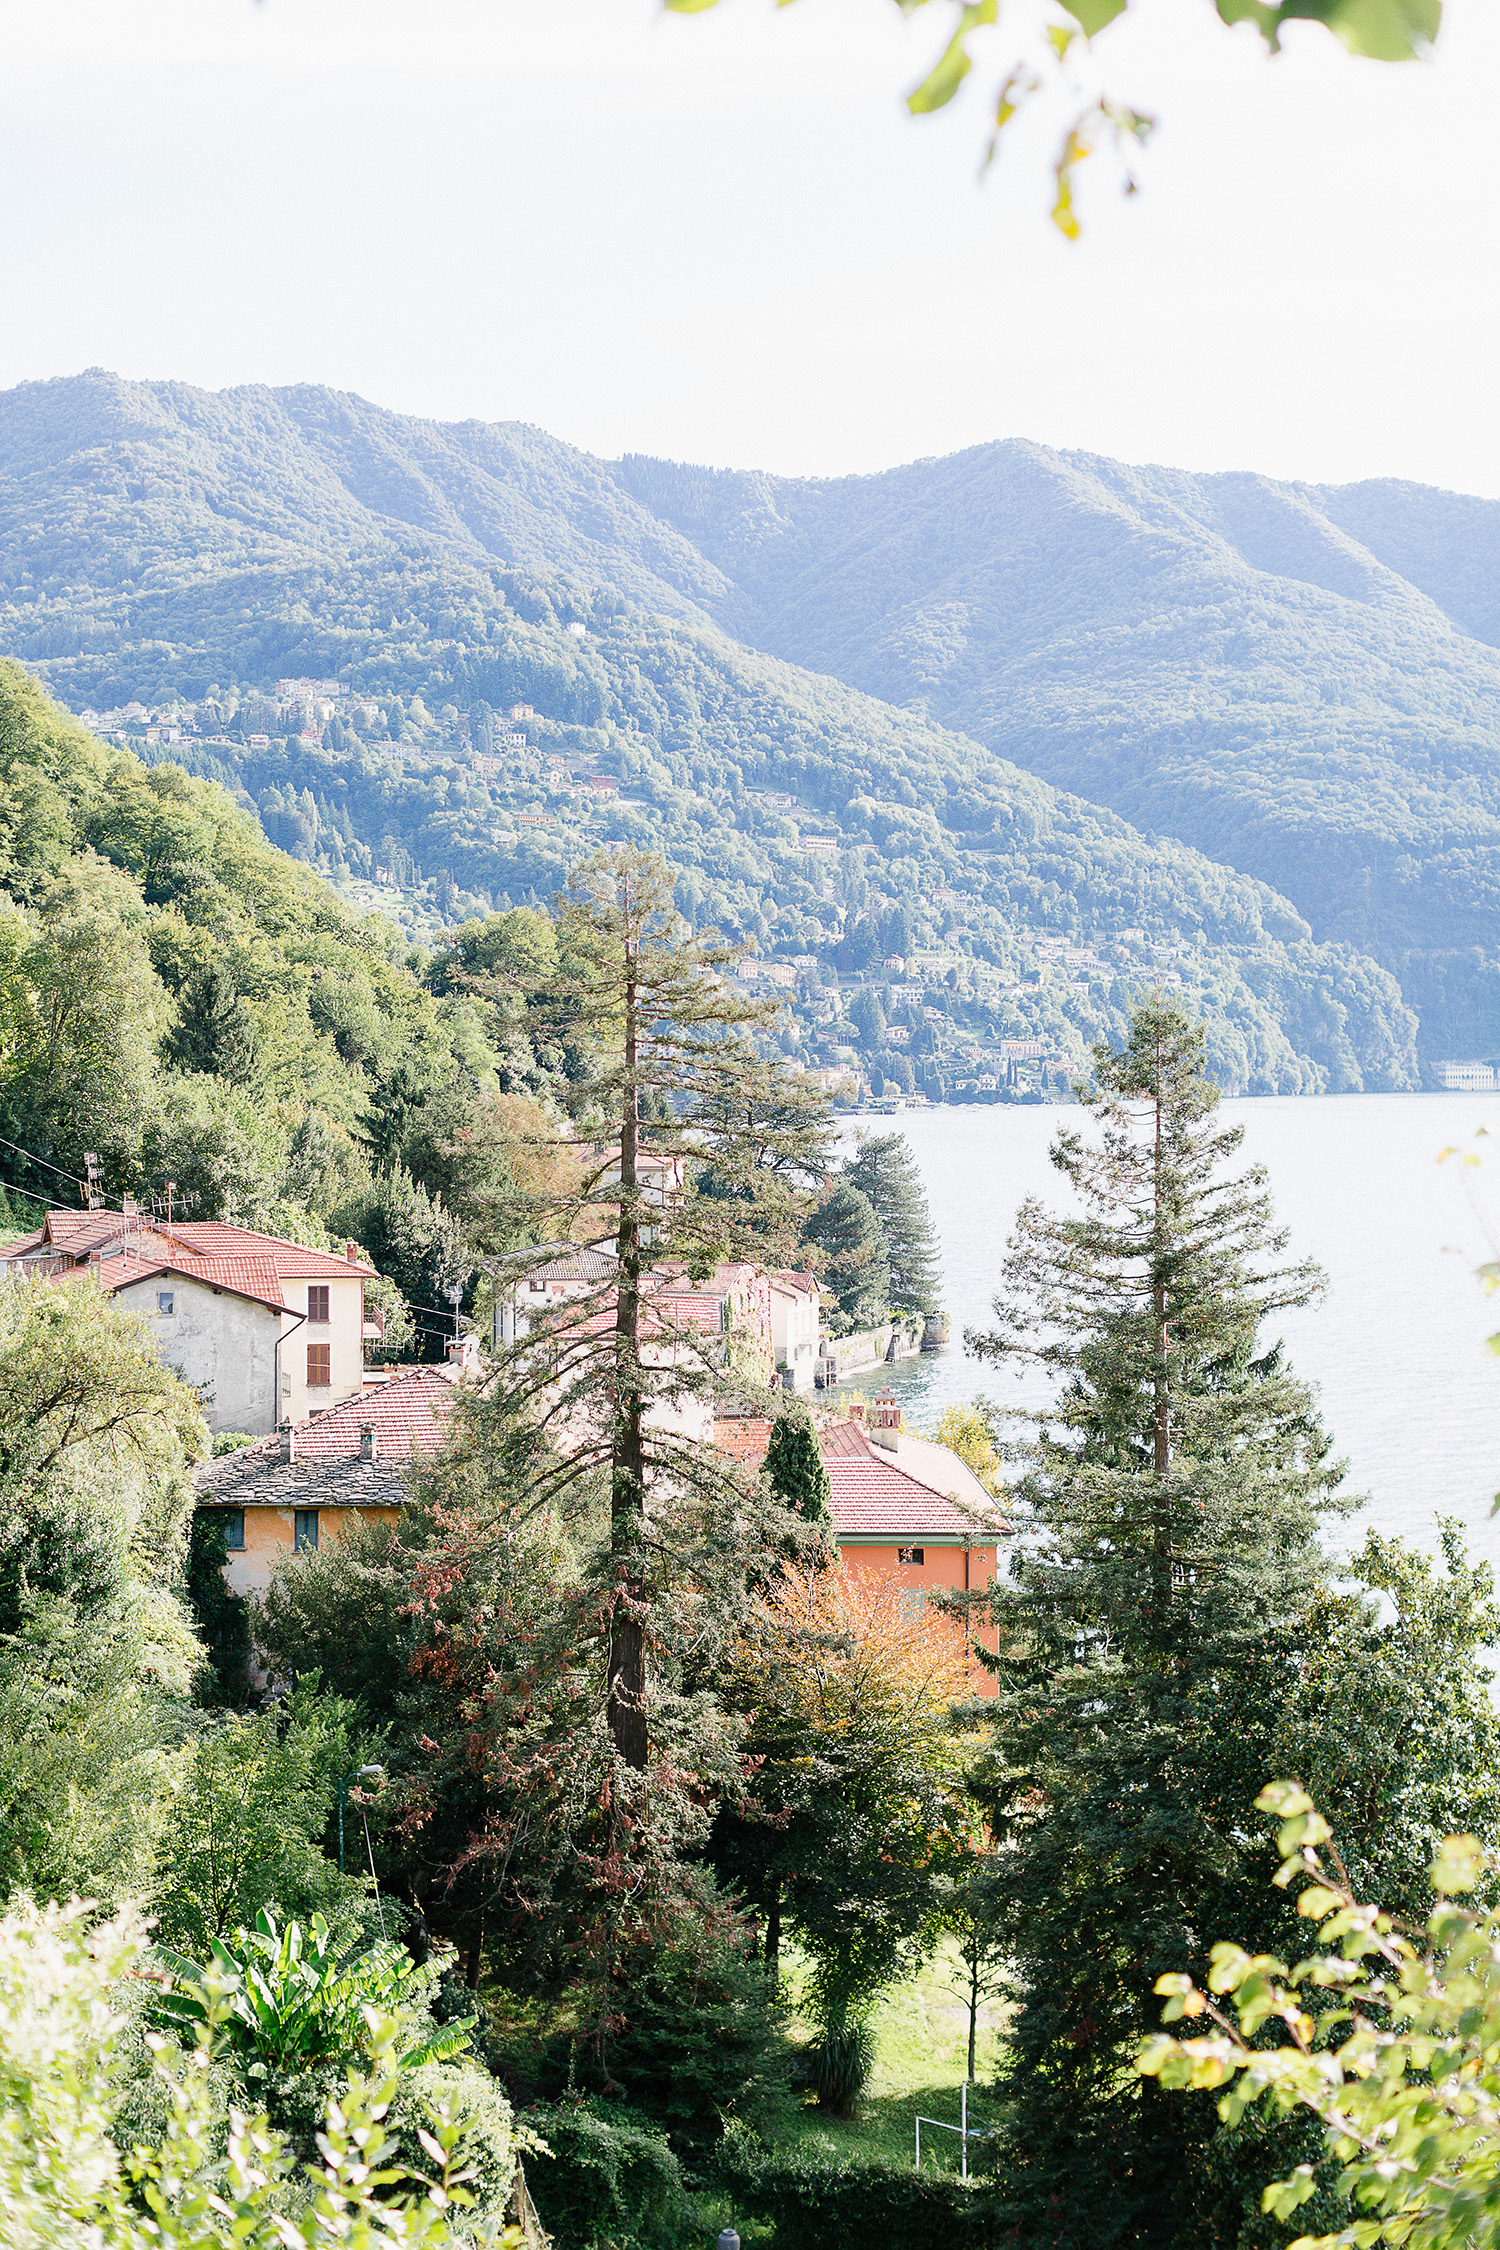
[
  {"left": 763, "top": 1403, "right": 834, "bottom": 1538},
  {"left": 970, "top": 998, "right": 1345, "bottom": 2249},
  {"left": 843, "top": 1132, "right": 941, "bottom": 1314}
]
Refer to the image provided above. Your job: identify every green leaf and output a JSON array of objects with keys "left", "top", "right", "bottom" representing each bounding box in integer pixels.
[
  {"left": 1262, "top": 2165, "right": 1318, "bottom": 2218},
  {"left": 1257, "top": 1781, "right": 1315, "bottom": 1818},
  {"left": 1318, "top": 0, "right": 1440, "bottom": 60},
  {"left": 1429, "top": 1833, "right": 1485, "bottom": 1893},
  {"left": 1065, "top": 0, "right": 1130, "bottom": 34},
  {"left": 1214, "top": 0, "right": 1438, "bottom": 55},
  {"left": 907, "top": 0, "right": 997, "bottom": 115}
]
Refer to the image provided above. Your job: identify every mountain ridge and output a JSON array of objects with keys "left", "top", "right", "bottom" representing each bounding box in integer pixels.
[{"left": 1, "top": 369, "right": 1492, "bottom": 1071}]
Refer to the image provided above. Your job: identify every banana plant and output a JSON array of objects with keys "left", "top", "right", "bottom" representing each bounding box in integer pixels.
[{"left": 155, "top": 1910, "right": 476, "bottom": 2071}]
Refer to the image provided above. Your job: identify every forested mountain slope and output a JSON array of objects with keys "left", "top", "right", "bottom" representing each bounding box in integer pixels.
[
  {"left": 0, "top": 370, "right": 1463, "bottom": 1086},
  {"left": 613, "top": 445, "right": 1500, "bottom": 1056},
  {"left": 0, "top": 371, "right": 720, "bottom": 632}
]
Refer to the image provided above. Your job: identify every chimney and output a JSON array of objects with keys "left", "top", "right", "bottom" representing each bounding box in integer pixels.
[
  {"left": 870, "top": 1388, "right": 901, "bottom": 1451},
  {"left": 279, "top": 1421, "right": 296, "bottom": 1463},
  {"left": 846, "top": 1394, "right": 866, "bottom": 1424},
  {"left": 346, "top": 1240, "right": 359, "bottom": 1264},
  {"left": 359, "top": 1423, "right": 377, "bottom": 1461}
]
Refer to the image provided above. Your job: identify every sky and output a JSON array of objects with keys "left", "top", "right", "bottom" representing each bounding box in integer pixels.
[{"left": 1, "top": 0, "right": 1496, "bottom": 493}]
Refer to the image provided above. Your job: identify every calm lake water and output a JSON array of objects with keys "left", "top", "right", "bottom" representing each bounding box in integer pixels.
[{"left": 835, "top": 1097, "right": 1500, "bottom": 1573}]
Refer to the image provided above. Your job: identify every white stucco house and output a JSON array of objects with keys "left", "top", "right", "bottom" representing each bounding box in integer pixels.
[
  {"left": 6, "top": 1209, "right": 376, "bottom": 1432},
  {"left": 768, "top": 1268, "right": 822, "bottom": 1393}
]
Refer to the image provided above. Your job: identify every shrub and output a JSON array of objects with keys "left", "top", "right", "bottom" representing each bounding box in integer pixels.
[
  {"left": 717, "top": 2135, "right": 998, "bottom": 2250},
  {"left": 0, "top": 1892, "right": 507, "bottom": 2246},
  {"left": 509, "top": 1907, "right": 790, "bottom": 2158},
  {"left": 385, "top": 2058, "right": 519, "bottom": 2221},
  {"left": 156, "top": 1910, "right": 474, "bottom": 2073},
  {"left": 593, "top": 1918, "right": 790, "bottom": 2155},
  {"left": 150, "top": 1681, "right": 369, "bottom": 1949},
  {"left": 528, "top": 2101, "right": 692, "bottom": 2250}
]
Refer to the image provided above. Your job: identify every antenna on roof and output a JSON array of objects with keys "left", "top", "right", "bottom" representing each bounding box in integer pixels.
[
  {"left": 165, "top": 1179, "right": 176, "bottom": 1224},
  {"left": 83, "top": 1153, "right": 102, "bottom": 1212}
]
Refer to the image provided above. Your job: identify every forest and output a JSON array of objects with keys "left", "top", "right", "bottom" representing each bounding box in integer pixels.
[
  {"left": 4, "top": 372, "right": 1498, "bottom": 1059},
  {"left": 0, "top": 372, "right": 1428, "bottom": 1097}
]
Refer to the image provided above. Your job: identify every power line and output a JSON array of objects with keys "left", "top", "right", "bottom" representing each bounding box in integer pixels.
[{"left": 0, "top": 1131, "right": 92, "bottom": 1191}]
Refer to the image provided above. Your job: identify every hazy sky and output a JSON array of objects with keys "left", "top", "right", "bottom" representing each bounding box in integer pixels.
[{"left": 2, "top": 0, "right": 1495, "bottom": 493}]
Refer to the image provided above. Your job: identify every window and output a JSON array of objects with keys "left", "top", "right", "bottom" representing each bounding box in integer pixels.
[
  {"left": 307, "top": 1343, "right": 331, "bottom": 1387},
  {"left": 307, "top": 1284, "right": 330, "bottom": 1324},
  {"left": 897, "top": 1546, "right": 925, "bottom": 1566},
  {"left": 294, "top": 1509, "right": 319, "bottom": 1552},
  {"left": 222, "top": 1509, "right": 244, "bottom": 1551},
  {"left": 157, "top": 1290, "right": 174, "bottom": 1316}
]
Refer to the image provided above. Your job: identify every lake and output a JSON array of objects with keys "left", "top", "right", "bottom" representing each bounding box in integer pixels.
[{"left": 834, "top": 1096, "right": 1500, "bottom": 1573}]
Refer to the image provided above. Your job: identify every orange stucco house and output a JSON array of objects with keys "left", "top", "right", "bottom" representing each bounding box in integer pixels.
[
  {"left": 194, "top": 1369, "right": 458, "bottom": 1595},
  {"left": 715, "top": 1393, "right": 1010, "bottom": 1696}
]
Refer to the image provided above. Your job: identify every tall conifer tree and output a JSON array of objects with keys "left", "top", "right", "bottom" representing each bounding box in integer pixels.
[
  {"left": 970, "top": 998, "right": 1345, "bottom": 2247},
  {"left": 474, "top": 847, "right": 832, "bottom": 1768},
  {"left": 763, "top": 1402, "right": 834, "bottom": 1540},
  {"left": 843, "top": 1131, "right": 942, "bottom": 1314}
]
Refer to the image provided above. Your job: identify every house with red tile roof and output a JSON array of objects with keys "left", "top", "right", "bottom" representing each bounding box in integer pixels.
[
  {"left": 195, "top": 1369, "right": 458, "bottom": 1595},
  {"left": 491, "top": 1246, "right": 775, "bottom": 1392},
  {"left": 6, "top": 1209, "right": 376, "bottom": 1434},
  {"left": 712, "top": 1406, "right": 1009, "bottom": 1695}
]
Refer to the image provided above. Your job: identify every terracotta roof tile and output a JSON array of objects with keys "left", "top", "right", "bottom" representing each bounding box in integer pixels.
[
  {"left": 710, "top": 1412, "right": 1009, "bottom": 1540},
  {"left": 163, "top": 1222, "right": 375, "bottom": 1279},
  {"left": 768, "top": 1269, "right": 819, "bottom": 1297},
  {"left": 103, "top": 1252, "right": 288, "bottom": 1312},
  {"left": 18, "top": 1210, "right": 375, "bottom": 1280},
  {"left": 825, "top": 1456, "right": 992, "bottom": 1539},
  {"left": 819, "top": 1419, "right": 872, "bottom": 1458}
]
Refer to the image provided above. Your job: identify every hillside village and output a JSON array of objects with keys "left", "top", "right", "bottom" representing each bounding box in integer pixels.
[
  {"left": 74, "top": 677, "right": 1208, "bottom": 1106},
  {"left": 10, "top": 0, "right": 1500, "bottom": 2225},
  {"left": 4, "top": 1189, "right": 1003, "bottom": 1683}
]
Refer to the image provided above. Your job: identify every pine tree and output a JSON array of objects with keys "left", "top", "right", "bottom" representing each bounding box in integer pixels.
[
  {"left": 801, "top": 1178, "right": 889, "bottom": 1333},
  {"left": 843, "top": 1131, "right": 941, "bottom": 1314},
  {"left": 478, "top": 846, "right": 833, "bottom": 1769},
  {"left": 165, "top": 965, "right": 259, "bottom": 1085},
  {"left": 970, "top": 998, "right": 1345, "bottom": 2249}
]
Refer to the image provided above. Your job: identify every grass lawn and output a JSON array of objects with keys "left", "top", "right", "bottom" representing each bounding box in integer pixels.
[{"left": 774, "top": 1937, "right": 1008, "bottom": 2176}]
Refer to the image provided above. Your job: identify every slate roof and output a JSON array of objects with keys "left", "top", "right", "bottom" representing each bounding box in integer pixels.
[
  {"left": 519, "top": 1248, "right": 617, "bottom": 1284},
  {"left": 196, "top": 1371, "right": 457, "bottom": 1510}
]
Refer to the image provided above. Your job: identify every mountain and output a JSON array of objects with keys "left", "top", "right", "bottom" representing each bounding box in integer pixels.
[
  {"left": 611, "top": 446, "right": 1500, "bottom": 1063},
  {"left": 0, "top": 370, "right": 1455, "bottom": 1094}
]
